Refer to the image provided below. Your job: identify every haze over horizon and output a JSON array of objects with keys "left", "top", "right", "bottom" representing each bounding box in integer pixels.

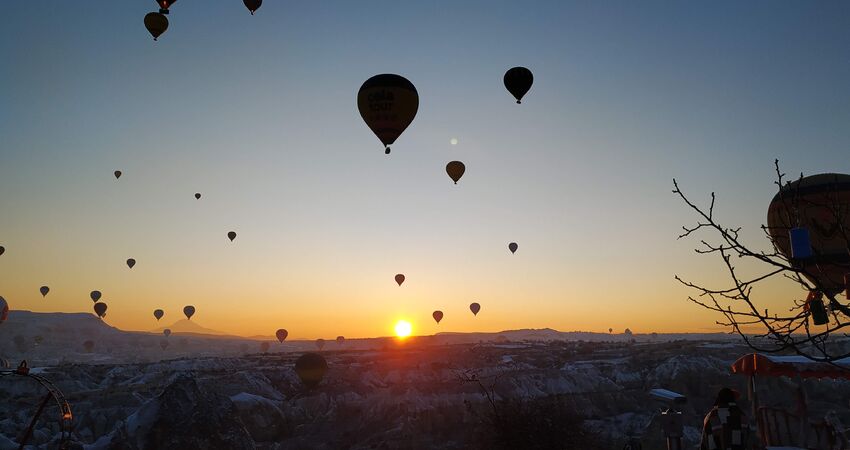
[{"left": 2, "top": 1, "right": 849, "bottom": 339}]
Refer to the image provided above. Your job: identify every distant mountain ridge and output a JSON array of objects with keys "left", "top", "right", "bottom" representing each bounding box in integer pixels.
[{"left": 151, "top": 319, "right": 231, "bottom": 336}]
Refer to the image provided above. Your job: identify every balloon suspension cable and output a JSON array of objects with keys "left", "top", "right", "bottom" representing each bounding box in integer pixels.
[{"left": 385, "top": 146, "right": 391, "bottom": 155}]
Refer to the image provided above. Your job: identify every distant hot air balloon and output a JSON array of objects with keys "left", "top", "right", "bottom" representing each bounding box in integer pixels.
[
  {"left": 160, "top": 340, "right": 169, "bottom": 350},
  {"left": 395, "top": 274, "right": 405, "bottom": 286},
  {"left": 144, "top": 12, "right": 168, "bottom": 41},
  {"left": 609, "top": 327, "right": 613, "bottom": 334},
  {"left": 183, "top": 305, "right": 195, "bottom": 320},
  {"left": 90, "top": 291, "right": 102, "bottom": 303},
  {"left": 503, "top": 67, "right": 533, "bottom": 104},
  {"left": 93, "top": 302, "right": 108, "bottom": 319},
  {"left": 0, "top": 358, "right": 9, "bottom": 369},
  {"left": 163, "top": 329, "right": 172, "bottom": 337},
  {"left": 83, "top": 340, "right": 95, "bottom": 352},
  {"left": 276, "top": 329, "right": 288, "bottom": 342},
  {"left": 446, "top": 161, "right": 465, "bottom": 184},
  {"left": 336, "top": 336, "right": 344, "bottom": 345},
  {"left": 39, "top": 286, "right": 49, "bottom": 297},
  {"left": 0, "top": 296, "right": 8, "bottom": 325},
  {"left": 357, "top": 74, "right": 419, "bottom": 154},
  {"left": 0, "top": 246, "right": 5, "bottom": 256},
  {"left": 432, "top": 310, "right": 443, "bottom": 324},
  {"left": 469, "top": 302, "right": 481, "bottom": 316},
  {"left": 243, "top": 0, "right": 262, "bottom": 15},
  {"left": 154, "top": 309, "right": 164, "bottom": 321},
  {"left": 227, "top": 231, "right": 237, "bottom": 242},
  {"left": 194, "top": 193, "right": 201, "bottom": 200},
  {"left": 126, "top": 258, "right": 136, "bottom": 269},
  {"left": 260, "top": 341, "right": 271, "bottom": 353},
  {"left": 508, "top": 242, "right": 518, "bottom": 254},
  {"left": 315, "top": 338, "right": 325, "bottom": 350},
  {"left": 114, "top": 170, "right": 122, "bottom": 179},
  {"left": 295, "top": 352, "right": 328, "bottom": 388}
]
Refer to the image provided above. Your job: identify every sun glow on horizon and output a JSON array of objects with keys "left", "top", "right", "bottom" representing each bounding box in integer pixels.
[{"left": 394, "top": 320, "right": 412, "bottom": 338}]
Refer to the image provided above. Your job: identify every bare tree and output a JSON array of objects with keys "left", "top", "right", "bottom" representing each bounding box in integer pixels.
[{"left": 674, "top": 160, "right": 850, "bottom": 363}]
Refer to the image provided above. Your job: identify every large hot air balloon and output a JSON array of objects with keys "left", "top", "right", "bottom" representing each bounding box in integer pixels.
[
  {"left": 0, "top": 246, "right": 5, "bottom": 256},
  {"left": 357, "top": 74, "right": 419, "bottom": 154},
  {"left": 194, "top": 193, "right": 201, "bottom": 200},
  {"left": 94, "top": 302, "right": 108, "bottom": 319},
  {"left": 446, "top": 161, "right": 465, "bottom": 184},
  {"left": 114, "top": 170, "right": 122, "bottom": 179},
  {"left": 295, "top": 352, "right": 328, "bottom": 388},
  {"left": 504, "top": 67, "right": 533, "bottom": 104},
  {"left": 126, "top": 258, "right": 136, "bottom": 269},
  {"left": 469, "top": 302, "right": 481, "bottom": 316},
  {"left": 767, "top": 174, "right": 850, "bottom": 296},
  {"left": 144, "top": 12, "right": 168, "bottom": 41},
  {"left": 243, "top": 0, "right": 261, "bottom": 15},
  {"left": 260, "top": 341, "right": 271, "bottom": 353},
  {"left": 40, "top": 286, "right": 49, "bottom": 297},
  {"left": 228, "top": 231, "right": 237, "bottom": 242},
  {"left": 83, "top": 340, "right": 95, "bottom": 352},
  {"left": 90, "top": 291, "right": 102, "bottom": 303},
  {"left": 315, "top": 338, "right": 326, "bottom": 350},
  {"left": 276, "top": 329, "right": 288, "bottom": 342},
  {"left": 0, "top": 296, "right": 8, "bottom": 325},
  {"left": 395, "top": 274, "right": 405, "bottom": 286},
  {"left": 183, "top": 305, "right": 195, "bottom": 320},
  {"left": 336, "top": 336, "right": 345, "bottom": 345},
  {"left": 432, "top": 310, "right": 443, "bottom": 324},
  {"left": 508, "top": 242, "right": 518, "bottom": 254},
  {"left": 163, "top": 329, "right": 172, "bottom": 337},
  {"left": 154, "top": 309, "right": 164, "bottom": 321}
]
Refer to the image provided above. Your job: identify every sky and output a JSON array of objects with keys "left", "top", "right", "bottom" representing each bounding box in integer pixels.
[{"left": 1, "top": 1, "right": 849, "bottom": 339}]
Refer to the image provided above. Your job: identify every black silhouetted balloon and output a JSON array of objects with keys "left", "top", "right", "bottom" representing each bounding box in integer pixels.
[
  {"left": 144, "top": 12, "right": 168, "bottom": 41},
  {"left": 315, "top": 338, "right": 325, "bottom": 350},
  {"left": 114, "top": 170, "right": 122, "bottom": 179},
  {"left": 509, "top": 242, "right": 518, "bottom": 254},
  {"left": 39, "top": 286, "right": 49, "bottom": 297},
  {"left": 276, "top": 329, "right": 288, "bottom": 342},
  {"left": 243, "top": 0, "right": 261, "bottom": 15},
  {"left": 83, "top": 340, "right": 95, "bottom": 352},
  {"left": 126, "top": 258, "right": 136, "bottom": 269},
  {"left": 0, "top": 246, "right": 4, "bottom": 256},
  {"left": 470, "top": 302, "right": 481, "bottom": 316},
  {"left": 90, "top": 291, "right": 102, "bottom": 303},
  {"left": 194, "top": 193, "right": 201, "bottom": 200},
  {"left": 336, "top": 336, "right": 344, "bottom": 345},
  {"left": 609, "top": 327, "right": 613, "bottom": 334},
  {"left": 504, "top": 67, "right": 533, "bottom": 104},
  {"left": 228, "top": 231, "right": 237, "bottom": 242},
  {"left": 260, "top": 341, "right": 270, "bottom": 353},
  {"left": 395, "top": 274, "right": 405, "bottom": 286},
  {"left": 94, "top": 302, "right": 108, "bottom": 319},
  {"left": 295, "top": 352, "right": 328, "bottom": 388},
  {"left": 432, "top": 310, "right": 443, "bottom": 324},
  {"left": 163, "top": 329, "right": 172, "bottom": 337},
  {"left": 183, "top": 305, "right": 195, "bottom": 320},
  {"left": 357, "top": 74, "right": 419, "bottom": 154},
  {"left": 0, "top": 296, "right": 8, "bottom": 325},
  {"left": 154, "top": 309, "right": 164, "bottom": 321},
  {"left": 446, "top": 161, "right": 465, "bottom": 184}
]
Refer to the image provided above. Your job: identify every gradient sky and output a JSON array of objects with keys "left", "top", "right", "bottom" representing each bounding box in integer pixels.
[{"left": 1, "top": 1, "right": 849, "bottom": 338}]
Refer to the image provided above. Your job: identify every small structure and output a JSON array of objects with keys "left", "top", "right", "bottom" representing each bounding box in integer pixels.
[{"left": 0, "top": 361, "right": 73, "bottom": 449}]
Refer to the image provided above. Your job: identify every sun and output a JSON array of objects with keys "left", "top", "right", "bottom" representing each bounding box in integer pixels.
[{"left": 394, "top": 320, "right": 412, "bottom": 338}]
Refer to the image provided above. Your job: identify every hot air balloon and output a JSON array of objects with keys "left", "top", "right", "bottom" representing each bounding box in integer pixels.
[
  {"left": 126, "top": 258, "right": 136, "bottom": 269},
  {"left": 160, "top": 340, "right": 169, "bottom": 350},
  {"left": 94, "top": 302, "right": 108, "bottom": 319},
  {"left": 767, "top": 173, "right": 850, "bottom": 297},
  {"left": 432, "top": 310, "right": 443, "bottom": 324},
  {"left": 90, "top": 291, "right": 102, "bottom": 302},
  {"left": 276, "top": 329, "right": 288, "bottom": 342},
  {"left": 0, "top": 358, "right": 10, "bottom": 369},
  {"left": 144, "top": 12, "right": 168, "bottom": 41},
  {"left": 315, "top": 338, "right": 325, "bottom": 350},
  {"left": 154, "top": 309, "right": 164, "bottom": 321},
  {"left": 228, "top": 231, "right": 237, "bottom": 242},
  {"left": 0, "top": 246, "right": 5, "bottom": 256},
  {"left": 260, "top": 341, "right": 271, "bottom": 353},
  {"left": 295, "top": 352, "right": 328, "bottom": 388},
  {"left": 395, "top": 274, "right": 405, "bottom": 286},
  {"left": 156, "top": 0, "right": 175, "bottom": 13},
  {"left": 336, "top": 336, "right": 345, "bottom": 345},
  {"left": 163, "top": 329, "right": 172, "bottom": 337},
  {"left": 114, "top": 170, "right": 122, "bottom": 179},
  {"left": 357, "top": 74, "right": 419, "bottom": 154},
  {"left": 508, "top": 242, "right": 518, "bottom": 254},
  {"left": 183, "top": 305, "right": 195, "bottom": 320},
  {"left": 0, "top": 296, "right": 8, "bottom": 325},
  {"left": 446, "top": 161, "right": 465, "bottom": 184},
  {"left": 470, "top": 302, "right": 481, "bottom": 316},
  {"left": 243, "top": 0, "right": 261, "bottom": 15},
  {"left": 504, "top": 67, "right": 533, "bottom": 104},
  {"left": 40, "top": 286, "right": 49, "bottom": 297},
  {"left": 83, "top": 340, "right": 95, "bottom": 352},
  {"left": 609, "top": 327, "right": 613, "bottom": 334},
  {"left": 194, "top": 193, "right": 201, "bottom": 200}
]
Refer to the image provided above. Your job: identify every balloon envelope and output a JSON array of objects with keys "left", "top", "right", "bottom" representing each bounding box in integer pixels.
[
  {"left": 508, "top": 242, "right": 518, "bottom": 254},
  {"left": 90, "top": 291, "right": 102, "bottom": 302},
  {"left": 432, "top": 310, "right": 443, "bottom": 324},
  {"left": 228, "top": 231, "right": 237, "bottom": 242},
  {"left": 93, "top": 302, "right": 107, "bottom": 319},
  {"left": 40, "top": 286, "right": 49, "bottom": 297},
  {"left": 156, "top": 0, "right": 176, "bottom": 9},
  {"left": 114, "top": 170, "right": 122, "bottom": 179},
  {"left": 295, "top": 353, "right": 328, "bottom": 388},
  {"left": 126, "top": 258, "right": 136, "bottom": 269},
  {"left": 163, "top": 329, "right": 171, "bottom": 337},
  {"left": 0, "top": 246, "right": 5, "bottom": 256},
  {"left": 153, "top": 309, "right": 164, "bottom": 321},
  {"left": 470, "top": 302, "right": 481, "bottom": 316},
  {"left": 144, "top": 13, "right": 168, "bottom": 40},
  {"left": 446, "top": 161, "right": 465, "bottom": 184},
  {"left": 276, "top": 329, "right": 288, "bottom": 342},
  {"left": 357, "top": 74, "right": 419, "bottom": 154},
  {"left": 0, "top": 296, "right": 8, "bottom": 324},
  {"left": 503, "top": 67, "right": 533, "bottom": 104},
  {"left": 183, "top": 305, "right": 195, "bottom": 320},
  {"left": 395, "top": 274, "right": 405, "bottom": 286},
  {"left": 767, "top": 173, "right": 850, "bottom": 295},
  {"left": 315, "top": 338, "right": 325, "bottom": 350},
  {"left": 336, "top": 336, "right": 344, "bottom": 344},
  {"left": 194, "top": 193, "right": 201, "bottom": 199},
  {"left": 243, "top": 0, "right": 261, "bottom": 14}
]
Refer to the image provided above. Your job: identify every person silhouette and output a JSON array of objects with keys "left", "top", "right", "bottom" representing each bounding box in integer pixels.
[{"left": 700, "top": 388, "right": 750, "bottom": 450}]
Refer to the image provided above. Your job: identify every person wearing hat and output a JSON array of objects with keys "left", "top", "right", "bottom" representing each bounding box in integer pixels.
[{"left": 700, "top": 388, "right": 750, "bottom": 450}]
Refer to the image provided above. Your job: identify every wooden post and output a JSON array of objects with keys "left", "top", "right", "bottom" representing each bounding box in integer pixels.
[{"left": 18, "top": 392, "right": 52, "bottom": 450}]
